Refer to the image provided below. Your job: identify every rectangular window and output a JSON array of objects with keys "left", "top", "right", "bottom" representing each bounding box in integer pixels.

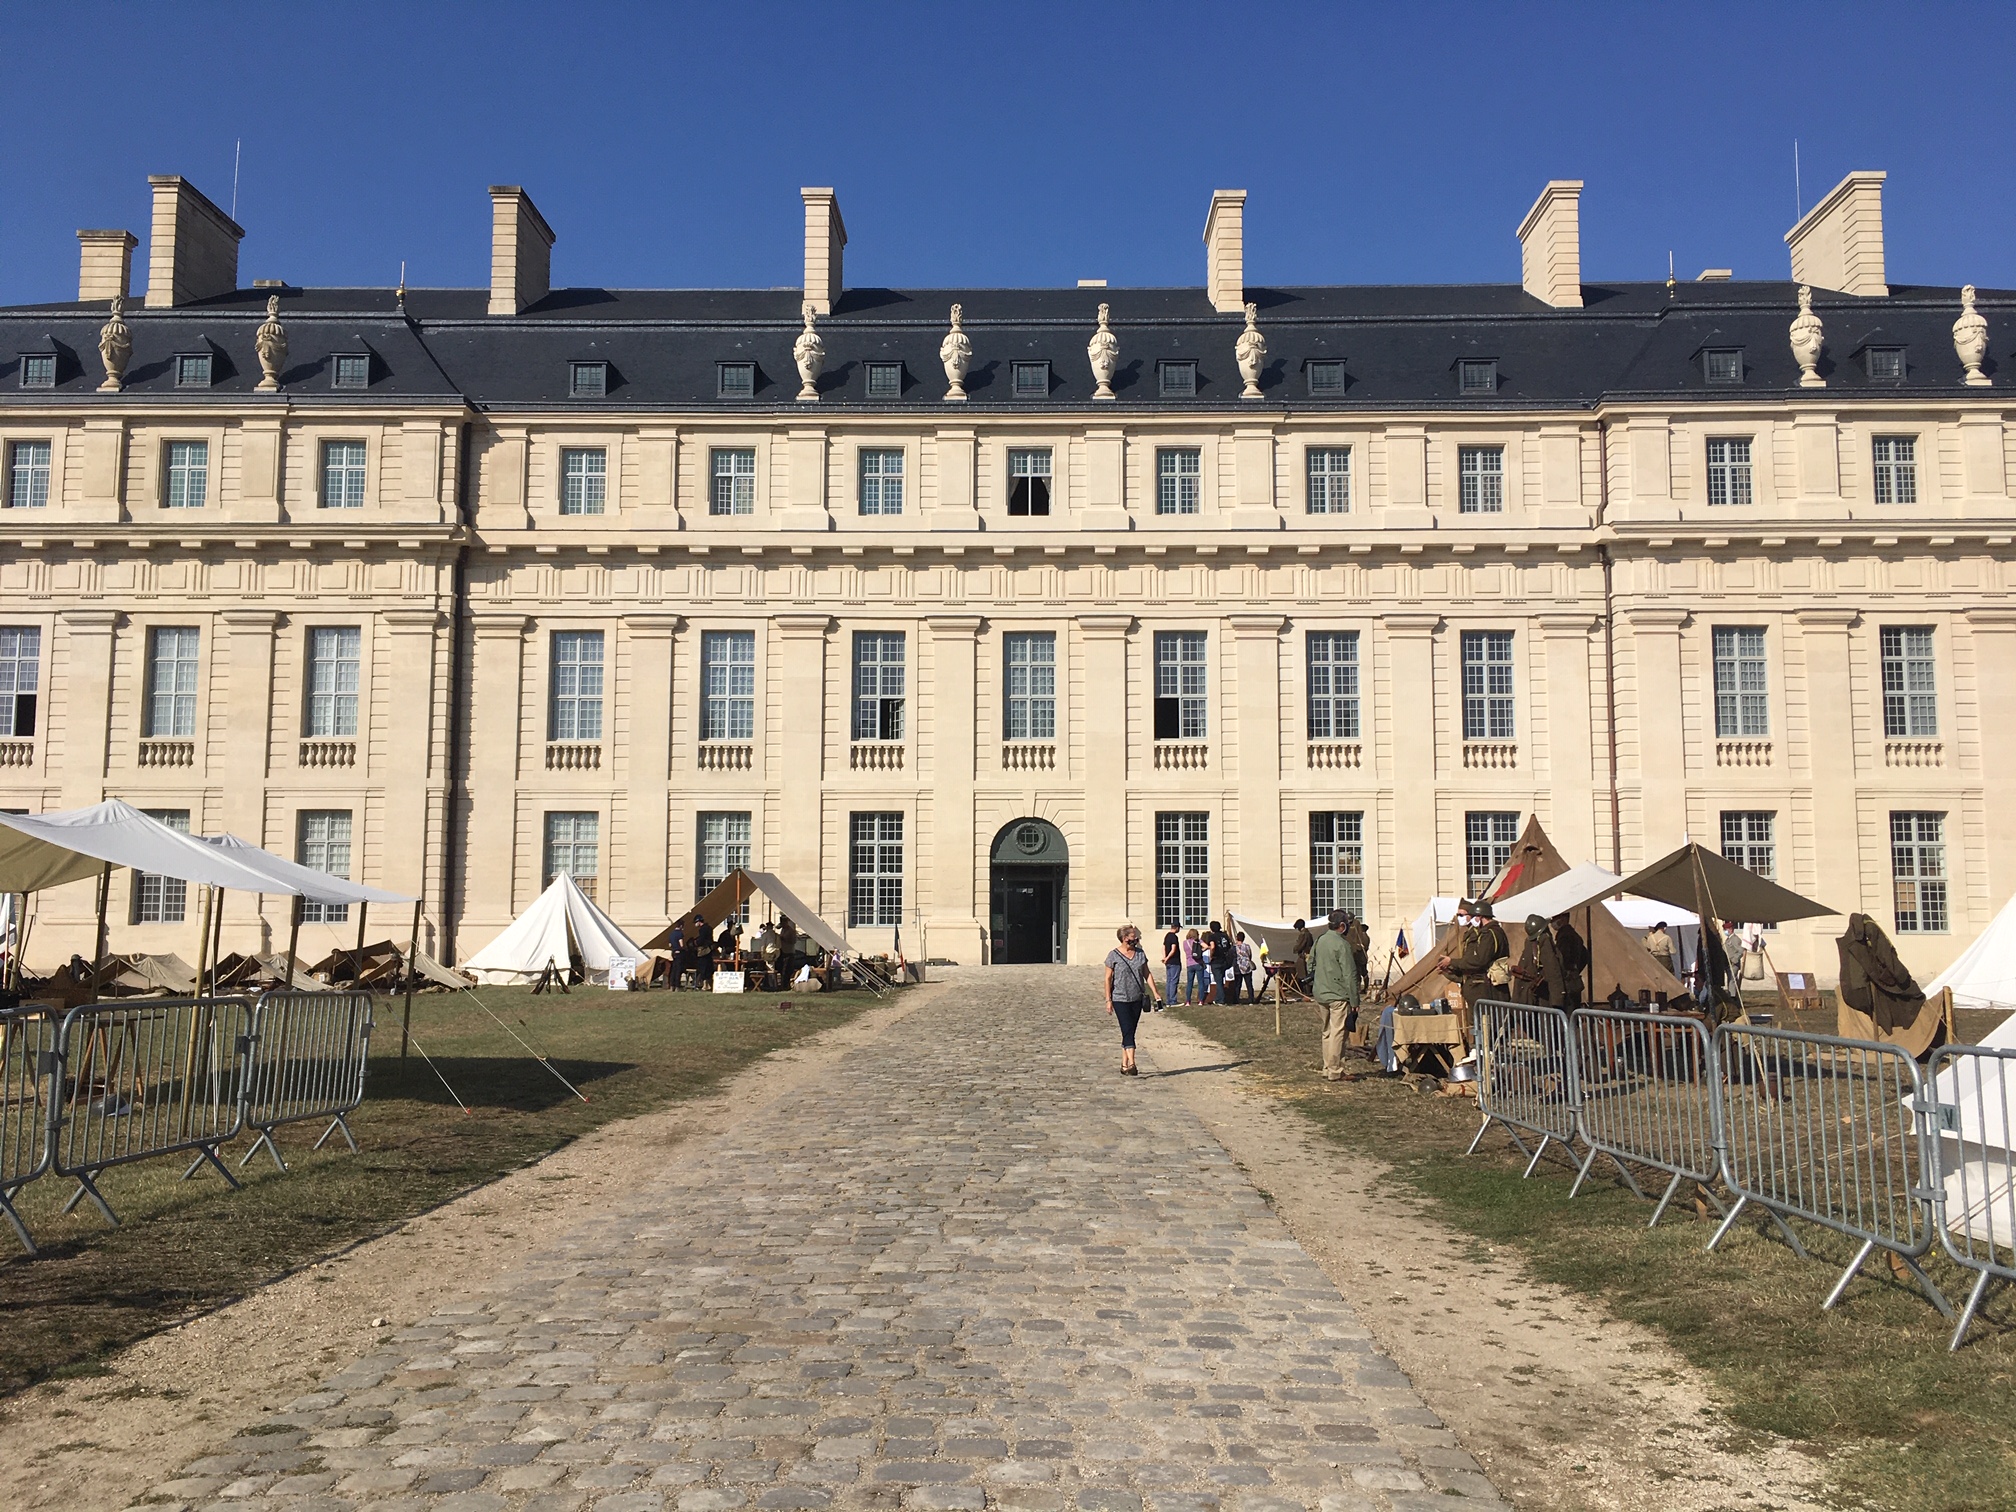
[
  {"left": 697, "top": 811, "right": 752, "bottom": 901},
  {"left": 7, "top": 440, "right": 50, "bottom": 509},
  {"left": 1154, "top": 631, "right": 1208, "bottom": 740},
  {"left": 1706, "top": 437, "right": 1753, "bottom": 506},
  {"left": 164, "top": 440, "right": 208, "bottom": 509},
  {"left": 320, "top": 439, "right": 366, "bottom": 509},
  {"left": 175, "top": 353, "right": 212, "bottom": 388},
  {"left": 1307, "top": 360, "right": 1345, "bottom": 396},
  {"left": 859, "top": 449, "right": 904, "bottom": 516},
  {"left": 1008, "top": 448, "right": 1052, "bottom": 516},
  {"left": 559, "top": 447, "right": 607, "bottom": 516},
  {"left": 1004, "top": 631, "right": 1056, "bottom": 741},
  {"left": 1154, "top": 812, "right": 1210, "bottom": 928},
  {"left": 132, "top": 809, "right": 191, "bottom": 924},
  {"left": 298, "top": 810, "right": 353, "bottom": 924},
  {"left": 1011, "top": 361, "right": 1049, "bottom": 398},
  {"left": 1306, "top": 447, "right": 1350, "bottom": 514},
  {"left": 1460, "top": 630, "right": 1514, "bottom": 740},
  {"left": 333, "top": 354, "right": 371, "bottom": 389},
  {"left": 717, "top": 362, "right": 755, "bottom": 399},
  {"left": 700, "top": 630, "right": 756, "bottom": 741},
  {"left": 1458, "top": 359, "right": 1496, "bottom": 394},
  {"left": 1872, "top": 436, "right": 1917, "bottom": 505},
  {"left": 1720, "top": 811, "right": 1776, "bottom": 880},
  {"left": 305, "top": 626, "right": 361, "bottom": 737},
  {"left": 848, "top": 812, "right": 904, "bottom": 926},
  {"left": 544, "top": 812, "right": 600, "bottom": 900},
  {"left": 1306, "top": 631, "right": 1360, "bottom": 739},
  {"left": 852, "top": 631, "right": 906, "bottom": 741},
  {"left": 1712, "top": 627, "right": 1769, "bottom": 737},
  {"left": 1457, "top": 446, "right": 1504, "bottom": 514},
  {"left": 865, "top": 362, "right": 902, "bottom": 398},
  {"left": 549, "top": 630, "right": 605, "bottom": 741},
  {"left": 1704, "top": 349, "right": 1743, "bottom": 384},
  {"left": 1465, "top": 811, "right": 1520, "bottom": 899},
  {"left": 1156, "top": 447, "right": 1201, "bottom": 516},
  {"left": 19, "top": 354, "right": 55, "bottom": 389},
  {"left": 1881, "top": 626, "right": 1938, "bottom": 737},
  {"left": 709, "top": 448, "right": 756, "bottom": 516},
  {"left": 569, "top": 361, "right": 607, "bottom": 399},
  {"left": 1891, "top": 812, "right": 1947, "bottom": 934},
  {"left": 1866, "top": 348, "right": 1904, "bottom": 381},
  {"left": 0, "top": 627, "right": 38, "bottom": 737},
  {"left": 1310, "top": 812, "right": 1365, "bottom": 920},
  {"left": 145, "top": 626, "right": 200, "bottom": 737},
  {"left": 1159, "top": 361, "right": 1197, "bottom": 398}
]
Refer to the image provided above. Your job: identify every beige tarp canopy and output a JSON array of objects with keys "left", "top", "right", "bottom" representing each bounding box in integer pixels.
[{"left": 643, "top": 869, "right": 849, "bottom": 957}]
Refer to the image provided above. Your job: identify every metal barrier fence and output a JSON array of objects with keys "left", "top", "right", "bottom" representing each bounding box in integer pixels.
[
  {"left": 1466, "top": 999, "right": 1579, "bottom": 1176},
  {"left": 0, "top": 1008, "right": 57, "bottom": 1254},
  {"left": 239, "top": 991, "right": 374, "bottom": 1172},
  {"left": 1919, "top": 1044, "right": 2016, "bottom": 1350},
  {"left": 1567, "top": 1008, "right": 1726, "bottom": 1227}
]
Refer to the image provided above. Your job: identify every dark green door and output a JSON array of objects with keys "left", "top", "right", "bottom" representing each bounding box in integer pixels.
[{"left": 998, "top": 876, "right": 1056, "bottom": 964}]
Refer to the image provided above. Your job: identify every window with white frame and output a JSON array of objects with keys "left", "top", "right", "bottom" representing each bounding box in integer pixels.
[
  {"left": 853, "top": 632, "right": 906, "bottom": 741},
  {"left": 320, "top": 439, "right": 366, "bottom": 509},
  {"left": 0, "top": 627, "right": 38, "bottom": 737},
  {"left": 1720, "top": 811, "right": 1776, "bottom": 880},
  {"left": 859, "top": 449, "right": 904, "bottom": 516},
  {"left": 1153, "top": 631, "right": 1208, "bottom": 740},
  {"left": 1465, "top": 811, "right": 1519, "bottom": 899},
  {"left": 1155, "top": 812, "right": 1210, "bottom": 928},
  {"left": 1872, "top": 436, "right": 1917, "bottom": 505},
  {"left": 560, "top": 447, "right": 607, "bottom": 515},
  {"left": 1706, "top": 437, "right": 1753, "bottom": 506},
  {"left": 306, "top": 626, "right": 360, "bottom": 737},
  {"left": 697, "top": 811, "right": 752, "bottom": 900},
  {"left": 1008, "top": 449, "right": 1051, "bottom": 516},
  {"left": 1712, "top": 627, "right": 1769, "bottom": 737},
  {"left": 7, "top": 441, "right": 50, "bottom": 509},
  {"left": 700, "top": 630, "right": 755, "bottom": 741},
  {"left": 1880, "top": 626, "right": 1937, "bottom": 738},
  {"left": 709, "top": 448, "right": 756, "bottom": 516},
  {"left": 544, "top": 811, "right": 600, "bottom": 899},
  {"left": 164, "top": 440, "right": 208, "bottom": 509},
  {"left": 1306, "top": 447, "right": 1350, "bottom": 514},
  {"left": 1891, "top": 811, "right": 1947, "bottom": 933},
  {"left": 1004, "top": 631, "right": 1056, "bottom": 740},
  {"left": 298, "top": 810, "right": 353, "bottom": 924},
  {"left": 1460, "top": 630, "right": 1514, "bottom": 740},
  {"left": 1458, "top": 446, "right": 1504, "bottom": 513},
  {"left": 145, "top": 626, "right": 200, "bottom": 737},
  {"left": 1306, "top": 631, "right": 1359, "bottom": 739},
  {"left": 132, "top": 809, "right": 190, "bottom": 924},
  {"left": 1310, "top": 812, "right": 1365, "bottom": 919},
  {"left": 1156, "top": 447, "right": 1201, "bottom": 515},
  {"left": 848, "top": 812, "right": 904, "bottom": 926},
  {"left": 549, "top": 631, "right": 605, "bottom": 741}
]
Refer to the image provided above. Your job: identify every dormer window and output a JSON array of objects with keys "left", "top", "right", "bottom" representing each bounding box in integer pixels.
[
  {"left": 175, "top": 353, "right": 213, "bottom": 388},
  {"left": 1866, "top": 347, "right": 1905, "bottom": 381},
  {"left": 1158, "top": 360, "right": 1198, "bottom": 398},
  {"left": 717, "top": 362, "right": 754, "bottom": 399},
  {"left": 865, "top": 362, "right": 902, "bottom": 399},
  {"left": 1704, "top": 349, "right": 1743, "bottom": 385},
  {"left": 18, "top": 354, "right": 55, "bottom": 390},
  {"left": 1011, "top": 361, "right": 1050, "bottom": 398},
  {"left": 1306, "top": 360, "right": 1345, "bottom": 396},
  {"left": 332, "top": 354, "right": 372, "bottom": 390},
  {"left": 1458, "top": 359, "right": 1496, "bottom": 395},
  {"left": 568, "top": 361, "right": 607, "bottom": 399}
]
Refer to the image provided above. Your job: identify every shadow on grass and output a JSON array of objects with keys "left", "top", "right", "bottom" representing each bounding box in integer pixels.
[{"left": 368, "top": 1056, "right": 638, "bottom": 1112}]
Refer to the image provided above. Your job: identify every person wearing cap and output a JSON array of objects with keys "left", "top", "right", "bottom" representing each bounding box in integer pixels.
[
  {"left": 1551, "top": 912, "right": 1589, "bottom": 1011},
  {"left": 1438, "top": 898, "right": 1510, "bottom": 1014},
  {"left": 1512, "top": 912, "right": 1566, "bottom": 1007},
  {"left": 1644, "top": 920, "right": 1676, "bottom": 982},
  {"left": 1311, "top": 908, "right": 1361, "bottom": 1081}
]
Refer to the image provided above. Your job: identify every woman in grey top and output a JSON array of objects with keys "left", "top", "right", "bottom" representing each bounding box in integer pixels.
[{"left": 1104, "top": 923, "right": 1156, "bottom": 1076}]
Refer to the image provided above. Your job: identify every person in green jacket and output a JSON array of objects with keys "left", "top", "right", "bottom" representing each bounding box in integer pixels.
[{"left": 1312, "top": 908, "right": 1362, "bottom": 1081}]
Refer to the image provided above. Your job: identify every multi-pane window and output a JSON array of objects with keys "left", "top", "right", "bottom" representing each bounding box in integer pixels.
[
  {"left": 306, "top": 626, "right": 361, "bottom": 737},
  {"left": 1711, "top": 627, "right": 1769, "bottom": 738},
  {"left": 549, "top": 631, "right": 605, "bottom": 741},
  {"left": 865, "top": 362, "right": 901, "bottom": 398},
  {"left": 544, "top": 812, "right": 600, "bottom": 900},
  {"left": 1156, "top": 447, "right": 1201, "bottom": 515},
  {"left": 1891, "top": 812, "right": 1947, "bottom": 934},
  {"left": 1880, "top": 626, "right": 1937, "bottom": 738},
  {"left": 333, "top": 354, "right": 371, "bottom": 389},
  {"left": 1011, "top": 361, "right": 1049, "bottom": 398},
  {"left": 859, "top": 449, "right": 904, "bottom": 516},
  {"left": 1008, "top": 449, "right": 1052, "bottom": 516},
  {"left": 569, "top": 362, "right": 607, "bottom": 399},
  {"left": 1457, "top": 446, "right": 1503, "bottom": 514},
  {"left": 19, "top": 354, "right": 55, "bottom": 389},
  {"left": 697, "top": 812, "right": 752, "bottom": 900},
  {"left": 1153, "top": 631, "right": 1208, "bottom": 740},
  {"left": 853, "top": 632, "right": 906, "bottom": 741},
  {"left": 7, "top": 441, "right": 50, "bottom": 509},
  {"left": 1706, "top": 437, "right": 1753, "bottom": 506},
  {"left": 0, "top": 627, "right": 38, "bottom": 737},
  {"left": 1004, "top": 632, "right": 1056, "bottom": 740},
  {"left": 710, "top": 448, "right": 756, "bottom": 516},
  {"left": 132, "top": 809, "right": 191, "bottom": 924},
  {"left": 1307, "top": 360, "right": 1345, "bottom": 395},
  {"left": 298, "top": 810, "right": 353, "bottom": 924},
  {"left": 1704, "top": 349, "right": 1743, "bottom": 384},
  {"left": 1310, "top": 812, "right": 1365, "bottom": 920},
  {"left": 1458, "top": 360, "right": 1497, "bottom": 394},
  {"left": 145, "top": 626, "right": 200, "bottom": 737},
  {"left": 1720, "top": 811, "right": 1776, "bottom": 880},
  {"left": 700, "top": 630, "right": 755, "bottom": 741},
  {"left": 1306, "top": 631, "right": 1360, "bottom": 739},
  {"left": 1460, "top": 631, "right": 1515, "bottom": 740},
  {"left": 1866, "top": 348, "right": 1904, "bottom": 381},
  {"left": 1159, "top": 361, "right": 1197, "bottom": 398},
  {"left": 165, "top": 440, "right": 208, "bottom": 509},
  {"left": 1872, "top": 436, "right": 1917, "bottom": 504},
  {"left": 559, "top": 448, "right": 607, "bottom": 516},
  {"left": 320, "top": 439, "right": 366, "bottom": 509},
  {"left": 1465, "top": 811, "right": 1519, "bottom": 899},
  {"left": 848, "top": 813, "right": 904, "bottom": 926},
  {"left": 717, "top": 362, "right": 755, "bottom": 398},
  {"left": 175, "top": 353, "right": 212, "bottom": 388},
  {"left": 1306, "top": 447, "right": 1350, "bottom": 514},
  {"left": 1155, "top": 813, "right": 1211, "bottom": 928}
]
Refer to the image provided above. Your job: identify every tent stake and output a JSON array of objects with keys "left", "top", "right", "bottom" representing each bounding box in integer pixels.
[{"left": 401, "top": 898, "right": 421, "bottom": 1059}]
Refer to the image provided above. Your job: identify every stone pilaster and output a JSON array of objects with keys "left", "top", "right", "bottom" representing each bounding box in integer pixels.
[
  {"left": 58, "top": 610, "right": 120, "bottom": 806},
  {"left": 1228, "top": 614, "right": 1285, "bottom": 914},
  {"left": 218, "top": 610, "right": 281, "bottom": 843},
  {"left": 463, "top": 613, "right": 530, "bottom": 939},
  {"left": 925, "top": 616, "right": 983, "bottom": 954},
  {"left": 380, "top": 609, "right": 445, "bottom": 903},
  {"left": 1967, "top": 609, "right": 2016, "bottom": 902},
  {"left": 1380, "top": 613, "right": 1441, "bottom": 907},
  {"left": 1077, "top": 615, "right": 1133, "bottom": 930},
  {"left": 772, "top": 615, "right": 832, "bottom": 913},
  {"left": 1537, "top": 613, "right": 1600, "bottom": 862},
  {"left": 622, "top": 614, "right": 681, "bottom": 928},
  {"left": 1796, "top": 607, "right": 1861, "bottom": 914},
  {"left": 1621, "top": 607, "right": 1689, "bottom": 864}
]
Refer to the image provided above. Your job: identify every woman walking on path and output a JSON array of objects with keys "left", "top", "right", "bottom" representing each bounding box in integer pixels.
[{"left": 1104, "top": 924, "right": 1157, "bottom": 1076}]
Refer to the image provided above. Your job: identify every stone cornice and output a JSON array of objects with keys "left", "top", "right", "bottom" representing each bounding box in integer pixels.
[
  {"left": 923, "top": 614, "right": 985, "bottom": 638},
  {"left": 1793, "top": 607, "right": 1860, "bottom": 629},
  {"left": 1620, "top": 606, "right": 1690, "bottom": 630},
  {"left": 219, "top": 608, "right": 283, "bottom": 630},
  {"left": 469, "top": 611, "right": 532, "bottom": 637},
  {"left": 1073, "top": 613, "right": 1135, "bottom": 639},
  {"left": 58, "top": 608, "right": 121, "bottom": 630},
  {"left": 382, "top": 608, "right": 447, "bottom": 632},
  {"left": 772, "top": 613, "right": 834, "bottom": 639},
  {"left": 1227, "top": 614, "right": 1288, "bottom": 638},
  {"left": 1377, "top": 612, "right": 1443, "bottom": 636}
]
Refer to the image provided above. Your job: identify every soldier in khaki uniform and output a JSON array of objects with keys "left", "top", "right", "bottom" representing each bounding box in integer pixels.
[{"left": 1438, "top": 899, "right": 1511, "bottom": 1014}]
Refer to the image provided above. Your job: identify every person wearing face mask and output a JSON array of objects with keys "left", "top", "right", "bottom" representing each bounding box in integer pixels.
[{"left": 1104, "top": 923, "right": 1159, "bottom": 1076}]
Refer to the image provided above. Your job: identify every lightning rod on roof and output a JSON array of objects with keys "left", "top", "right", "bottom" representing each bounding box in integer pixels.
[
  {"left": 230, "top": 138, "right": 241, "bottom": 221},
  {"left": 1794, "top": 139, "right": 1802, "bottom": 220}
]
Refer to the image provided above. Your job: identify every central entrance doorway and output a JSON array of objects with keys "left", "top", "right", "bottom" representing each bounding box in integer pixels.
[{"left": 989, "top": 818, "right": 1069, "bottom": 964}]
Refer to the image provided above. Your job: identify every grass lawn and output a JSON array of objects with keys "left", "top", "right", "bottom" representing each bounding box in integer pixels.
[
  {"left": 1174, "top": 999, "right": 2016, "bottom": 1512},
  {"left": 0, "top": 981, "right": 885, "bottom": 1397}
]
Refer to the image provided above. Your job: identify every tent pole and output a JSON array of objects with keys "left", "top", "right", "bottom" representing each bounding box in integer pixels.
[
  {"left": 284, "top": 894, "right": 302, "bottom": 992},
  {"left": 211, "top": 888, "right": 225, "bottom": 988},
  {"left": 89, "top": 862, "right": 112, "bottom": 1003},
  {"left": 401, "top": 898, "right": 421, "bottom": 1059},
  {"left": 192, "top": 884, "right": 214, "bottom": 999},
  {"left": 355, "top": 899, "right": 368, "bottom": 955}
]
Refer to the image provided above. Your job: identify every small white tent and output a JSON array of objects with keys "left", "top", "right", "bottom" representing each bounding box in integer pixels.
[
  {"left": 464, "top": 874, "right": 646, "bottom": 985},
  {"left": 1926, "top": 891, "right": 2016, "bottom": 1024}
]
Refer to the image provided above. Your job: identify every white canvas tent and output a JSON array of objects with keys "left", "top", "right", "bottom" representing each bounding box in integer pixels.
[
  {"left": 464, "top": 874, "right": 646, "bottom": 985},
  {"left": 1408, "top": 887, "right": 1701, "bottom": 969},
  {"left": 197, "top": 833, "right": 413, "bottom": 906},
  {"left": 0, "top": 799, "right": 281, "bottom": 895},
  {"left": 1224, "top": 911, "right": 1330, "bottom": 965},
  {"left": 1926, "top": 891, "right": 2016, "bottom": 1019}
]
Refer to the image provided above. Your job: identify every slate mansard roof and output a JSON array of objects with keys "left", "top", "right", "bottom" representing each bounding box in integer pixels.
[{"left": 0, "top": 280, "right": 2007, "bottom": 411}]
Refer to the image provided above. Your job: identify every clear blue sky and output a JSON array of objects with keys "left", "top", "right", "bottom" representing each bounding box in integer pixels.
[{"left": 5, "top": 2, "right": 2011, "bottom": 303}]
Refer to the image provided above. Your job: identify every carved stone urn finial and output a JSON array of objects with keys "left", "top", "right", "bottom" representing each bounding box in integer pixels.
[
  {"left": 1087, "top": 302, "right": 1118, "bottom": 400},
  {"left": 1235, "top": 301, "right": 1266, "bottom": 399},
  {"left": 939, "top": 302, "right": 972, "bottom": 401},
  {"left": 96, "top": 294, "right": 131, "bottom": 393},
  {"left": 1955, "top": 284, "right": 1991, "bottom": 387},
  {"left": 793, "top": 301, "right": 825, "bottom": 401},
  {"left": 1789, "top": 284, "right": 1825, "bottom": 387},
  {"left": 254, "top": 294, "right": 288, "bottom": 393}
]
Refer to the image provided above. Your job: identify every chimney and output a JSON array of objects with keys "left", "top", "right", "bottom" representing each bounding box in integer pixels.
[
  {"left": 77, "top": 228, "right": 137, "bottom": 302},
  {"left": 488, "top": 185, "right": 555, "bottom": 316},
  {"left": 1204, "top": 190, "right": 1246, "bottom": 314},
  {"left": 801, "top": 188, "right": 846, "bottom": 315},
  {"left": 1517, "top": 180, "right": 1584, "bottom": 309},
  {"left": 143, "top": 176, "right": 243, "bottom": 308},
  {"left": 1785, "top": 170, "right": 1888, "bottom": 297}
]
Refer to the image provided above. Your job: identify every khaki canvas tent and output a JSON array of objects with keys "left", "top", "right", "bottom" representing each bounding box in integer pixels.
[{"left": 642, "top": 869, "right": 850, "bottom": 958}]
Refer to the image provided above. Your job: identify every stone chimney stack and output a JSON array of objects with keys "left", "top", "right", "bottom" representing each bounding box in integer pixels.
[
  {"left": 1204, "top": 190, "right": 1246, "bottom": 314},
  {"left": 1517, "top": 181, "right": 1584, "bottom": 309},
  {"left": 77, "top": 228, "right": 137, "bottom": 303},
  {"left": 801, "top": 188, "right": 846, "bottom": 315},
  {"left": 1785, "top": 170, "right": 1888, "bottom": 297},
  {"left": 143, "top": 176, "right": 243, "bottom": 308},
  {"left": 488, "top": 186, "right": 555, "bottom": 316}
]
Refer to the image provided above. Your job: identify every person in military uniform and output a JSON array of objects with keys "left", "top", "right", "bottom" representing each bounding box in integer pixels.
[
  {"left": 1437, "top": 899, "right": 1511, "bottom": 1013},
  {"left": 1344, "top": 913, "right": 1371, "bottom": 986},
  {"left": 1511, "top": 912, "right": 1566, "bottom": 1007},
  {"left": 1550, "top": 912, "right": 1589, "bottom": 1011},
  {"left": 1291, "top": 918, "right": 1316, "bottom": 991}
]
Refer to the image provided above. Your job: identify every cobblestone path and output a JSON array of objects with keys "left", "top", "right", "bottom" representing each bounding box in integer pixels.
[{"left": 143, "top": 968, "right": 1507, "bottom": 1512}]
